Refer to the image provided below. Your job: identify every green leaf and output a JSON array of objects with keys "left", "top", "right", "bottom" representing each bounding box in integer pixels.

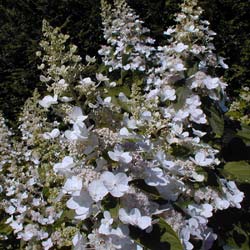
[
  {"left": 122, "top": 53, "right": 130, "bottom": 66},
  {"left": 54, "top": 209, "right": 75, "bottom": 227},
  {"left": 186, "top": 62, "right": 198, "bottom": 77},
  {"left": 158, "top": 218, "right": 183, "bottom": 250},
  {"left": 102, "top": 195, "right": 119, "bottom": 218},
  {"left": 237, "top": 124, "right": 250, "bottom": 145},
  {"left": 174, "top": 86, "right": 191, "bottom": 110},
  {"left": 223, "top": 161, "right": 250, "bottom": 183},
  {"left": 0, "top": 220, "right": 12, "bottom": 235},
  {"left": 130, "top": 217, "right": 183, "bottom": 250},
  {"left": 106, "top": 85, "right": 131, "bottom": 97},
  {"left": 224, "top": 224, "right": 250, "bottom": 250},
  {"left": 208, "top": 106, "right": 224, "bottom": 138},
  {"left": 171, "top": 143, "right": 192, "bottom": 158}
]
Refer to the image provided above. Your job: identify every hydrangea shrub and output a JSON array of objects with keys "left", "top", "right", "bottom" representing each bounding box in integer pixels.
[{"left": 0, "top": 0, "right": 246, "bottom": 249}]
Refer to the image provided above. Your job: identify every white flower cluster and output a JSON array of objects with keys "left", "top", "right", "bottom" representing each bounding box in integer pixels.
[
  {"left": 98, "top": 0, "right": 155, "bottom": 72},
  {"left": 0, "top": 0, "right": 244, "bottom": 250}
]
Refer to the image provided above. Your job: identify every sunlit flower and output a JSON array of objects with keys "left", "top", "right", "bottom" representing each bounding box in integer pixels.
[
  {"left": 190, "top": 151, "right": 214, "bottom": 167},
  {"left": 42, "top": 128, "right": 60, "bottom": 140},
  {"left": 108, "top": 148, "right": 132, "bottom": 164},
  {"left": 100, "top": 171, "right": 130, "bottom": 198},
  {"left": 63, "top": 176, "right": 83, "bottom": 196},
  {"left": 53, "top": 156, "right": 75, "bottom": 174},
  {"left": 67, "top": 190, "right": 93, "bottom": 220},
  {"left": 88, "top": 180, "right": 108, "bottom": 202},
  {"left": 39, "top": 95, "right": 58, "bottom": 108},
  {"left": 119, "top": 208, "right": 152, "bottom": 230}
]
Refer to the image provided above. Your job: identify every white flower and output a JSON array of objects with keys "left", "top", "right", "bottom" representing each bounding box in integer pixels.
[
  {"left": 68, "top": 106, "right": 88, "bottom": 125},
  {"left": 39, "top": 75, "right": 50, "bottom": 82},
  {"left": 100, "top": 171, "right": 130, "bottom": 197},
  {"left": 222, "top": 180, "right": 244, "bottom": 208},
  {"left": 147, "top": 89, "right": 159, "bottom": 99},
  {"left": 119, "top": 208, "right": 152, "bottom": 230},
  {"left": 155, "top": 151, "right": 175, "bottom": 170},
  {"left": 186, "top": 95, "right": 201, "bottom": 106},
  {"left": 173, "top": 42, "right": 188, "bottom": 53},
  {"left": 58, "top": 78, "right": 66, "bottom": 85},
  {"left": 191, "top": 172, "right": 205, "bottom": 182},
  {"left": 191, "top": 151, "right": 214, "bottom": 167},
  {"left": 184, "top": 24, "right": 198, "bottom": 33},
  {"left": 123, "top": 64, "right": 131, "bottom": 70},
  {"left": 200, "top": 204, "right": 213, "bottom": 218},
  {"left": 171, "top": 123, "right": 189, "bottom": 138},
  {"left": 98, "top": 211, "right": 113, "bottom": 235},
  {"left": 65, "top": 123, "right": 89, "bottom": 141},
  {"left": 5, "top": 205, "right": 16, "bottom": 215},
  {"left": 108, "top": 148, "right": 132, "bottom": 164},
  {"left": 173, "top": 109, "right": 189, "bottom": 122},
  {"left": 109, "top": 81, "right": 117, "bottom": 87},
  {"left": 42, "top": 238, "right": 53, "bottom": 250},
  {"left": 96, "top": 73, "right": 109, "bottom": 82},
  {"left": 67, "top": 190, "right": 93, "bottom": 220},
  {"left": 79, "top": 77, "right": 95, "bottom": 86},
  {"left": 203, "top": 76, "right": 220, "bottom": 90},
  {"left": 160, "top": 87, "right": 176, "bottom": 101},
  {"left": 86, "top": 55, "right": 96, "bottom": 63},
  {"left": 188, "top": 217, "right": 199, "bottom": 233},
  {"left": 218, "top": 56, "right": 229, "bottom": 69},
  {"left": 88, "top": 180, "right": 108, "bottom": 202},
  {"left": 60, "top": 96, "right": 73, "bottom": 102},
  {"left": 174, "top": 62, "right": 185, "bottom": 71},
  {"left": 123, "top": 116, "right": 140, "bottom": 129},
  {"left": 180, "top": 227, "right": 193, "bottom": 250},
  {"left": 189, "top": 107, "right": 207, "bottom": 124},
  {"left": 97, "top": 96, "right": 112, "bottom": 107},
  {"left": 156, "top": 177, "right": 185, "bottom": 201},
  {"left": 73, "top": 232, "right": 87, "bottom": 250},
  {"left": 188, "top": 203, "right": 213, "bottom": 218},
  {"left": 161, "top": 107, "right": 174, "bottom": 119},
  {"left": 63, "top": 176, "right": 83, "bottom": 196},
  {"left": 42, "top": 128, "right": 60, "bottom": 140},
  {"left": 144, "top": 167, "right": 168, "bottom": 186},
  {"left": 39, "top": 95, "right": 58, "bottom": 108},
  {"left": 9, "top": 220, "right": 23, "bottom": 233},
  {"left": 119, "top": 127, "right": 132, "bottom": 137},
  {"left": 20, "top": 224, "right": 38, "bottom": 241},
  {"left": 192, "top": 128, "right": 206, "bottom": 137},
  {"left": 214, "top": 197, "right": 230, "bottom": 210},
  {"left": 140, "top": 111, "right": 152, "bottom": 121},
  {"left": 164, "top": 27, "right": 175, "bottom": 35},
  {"left": 53, "top": 156, "right": 75, "bottom": 174}
]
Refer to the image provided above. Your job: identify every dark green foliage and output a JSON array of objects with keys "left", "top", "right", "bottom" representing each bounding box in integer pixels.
[
  {"left": 222, "top": 161, "right": 250, "bottom": 183},
  {"left": 199, "top": 0, "right": 250, "bottom": 95},
  {"left": 127, "top": 0, "right": 181, "bottom": 44},
  {"left": 208, "top": 187, "right": 250, "bottom": 250},
  {"left": 0, "top": 1, "right": 42, "bottom": 127},
  {"left": 130, "top": 218, "right": 183, "bottom": 250},
  {"left": 0, "top": 0, "right": 103, "bottom": 127}
]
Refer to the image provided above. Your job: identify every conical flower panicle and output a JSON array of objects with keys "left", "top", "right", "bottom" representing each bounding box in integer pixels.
[
  {"left": 99, "top": 0, "right": 155, "bottom": 72},
  {"left": 38, "top": 20, "right": 84, "bottom": 96},
  {"left": 0, "top": 112, "right": 14, "bottom": 173},
  {"left": 18, "top": 90, "right": 49, "bottom": 145},
  {"left": 162, "top": 0, "right": 227, "bottom": 97}
]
